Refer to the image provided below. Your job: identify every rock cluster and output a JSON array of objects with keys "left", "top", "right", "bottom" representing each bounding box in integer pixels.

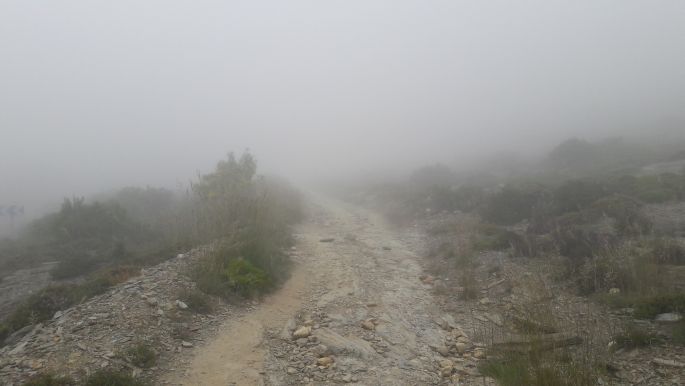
[{"left": 0, "top": 248, "right": 231, "bottom": 385}]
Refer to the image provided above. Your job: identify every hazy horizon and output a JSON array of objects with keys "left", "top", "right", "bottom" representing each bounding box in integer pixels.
[{"left": 2, "top": 1, "right": 684, "bottom": 220}]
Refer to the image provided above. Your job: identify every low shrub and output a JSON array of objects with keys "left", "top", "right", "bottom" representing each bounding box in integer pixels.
[
  {"left": 5, "top": 285, "right": 80, "bottom": 331},
  {"left": 50, "top": 254, "right": 100, "bottom": 280},
  {"left": 178, "top": 289, "right": 212, "bottom": 314},
  {"left": 2, "top": 265, "right": 140, "bottom": 341},
  {"left": 673, "top": 319, "right": 685, "bottom": 345},
  {"left": 612, "top": 325, "right": 661, "bottom": 349},
  {"left": 84, "top": 370, "right": 146, "bottom": 386},
  {"left": 647, "top": 237, "right": 685, "bottom": 265},
  {"left": 0, "top": 322, "right": 9, "bottom": 343},
  {"left": 471, "top": 224, "right": 515, "bottom": 252},
  {"left": 553, "top": 179, "right": 606, "bottom": 214},
  {"left": 225, "top": 258, "right": 271, "bottom": 296},
  {"left": 480, "top": 185, "right": 544, "bottom": 226},
  {"left": 123, "top": 343, "right": 157, "bottom": 368},
  {"left": 22, "top": 374, "right": 75, "bottom": 386},
  {"left": 458, "top": 268, "right": 479, "bottom": 300},
  {"left": 633, "top": 294, "right": 685, "bottom": 319},
  {"left": 479, "top": 352, "right": 598, "bottom": 386},
  {"left": 591, "top": 195, "right": 652, "bottom": 236}
]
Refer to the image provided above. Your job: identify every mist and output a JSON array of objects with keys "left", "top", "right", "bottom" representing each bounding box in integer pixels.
[{"left": 2, "top": 0, "right": 684, "bottom": 220}]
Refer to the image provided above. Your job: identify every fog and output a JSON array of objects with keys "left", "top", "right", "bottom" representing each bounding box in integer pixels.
[{"left": 1, "top": 1, "right": 684, "bottom": 221}]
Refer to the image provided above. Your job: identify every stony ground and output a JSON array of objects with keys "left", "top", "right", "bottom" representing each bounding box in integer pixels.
[
  {"left": 0, "top": 247, "right": 251, "bottom": 385},
  {"left": 162, "top": 195, "right": 491, "bottom": 385},
  {"left": 0, "top": 262, "right": 57, "bottom": 321},
  {"left": 2, "top": 196, "right": 683, "bottom": 385}
]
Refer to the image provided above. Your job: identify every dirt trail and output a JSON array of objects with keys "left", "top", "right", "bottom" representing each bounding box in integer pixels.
[{"left": 163, "top": 195, "right": 454, "bottom": 385}]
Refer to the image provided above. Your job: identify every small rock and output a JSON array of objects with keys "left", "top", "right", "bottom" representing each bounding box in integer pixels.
[
  {"left": 361, "top": 320, "right": 375, "bottom": 331},
  {"left": 317, "top": 356, "right": 334, "bottom": 367},
  {"left": 312, "top": 344, "right": 330, "bottom": 357},
  {"left": 293, "top": 326, "right": 312, "bottom": 339},
  {"left": 654, "top": 313, "right": 682, "bottom": 323},
  {"left": 440, "top": 365, "right": 454, "bottom": 378},
  {"left": 280, "top": 318, "right": 297, "bottom": 341},
  {"left": 455, "top": 342, "right": 468, "bottom": 354},
  {"left": 473, "top": 348, "right": 486, "bottom": 359},
  {"left": 436, "top": 346, "right": 450, "bottom": 357},
  {"left": 181, "top": 341, "right": 193, "bottom": 348},
  {"left": 287, "top": 367, "right": 298, "bottom": 374},
  {"left": 176, "top": 300, "right": 189, "bottom": 310},
  {"left": 609, "top": 287, "right": 620, "bottom": 294},
  {"left": 652, "top": 358, "right": 684, "bottom": 368},
  {"left": 146, "top": 297, "right": 159, "bottom": 306}
]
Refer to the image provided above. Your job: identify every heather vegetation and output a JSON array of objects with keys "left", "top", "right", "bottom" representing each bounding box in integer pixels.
[
  {"left": 351, "top": 137, "right": 685, "bottom": 385},
  {"left": 0, "top": 152, "right": 301, "bottom": 346}
]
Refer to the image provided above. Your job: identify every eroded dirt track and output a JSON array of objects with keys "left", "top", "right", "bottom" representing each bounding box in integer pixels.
[{"left": 162, "top": 195, "right": 453, "bottom": 385}]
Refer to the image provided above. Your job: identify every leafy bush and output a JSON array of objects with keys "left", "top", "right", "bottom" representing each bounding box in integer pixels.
[
  {"left": 225, "top": 259, "right": 270, "bottom": 295},
  {"left": 189, "top": 152, "right": 301, "bottom": 298}
]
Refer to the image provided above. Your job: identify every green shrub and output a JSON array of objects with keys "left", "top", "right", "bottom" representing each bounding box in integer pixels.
[
  {"left": 84, "top": 370, "right": 146, "bottom": 386},
  {"left": 612, "top": 325, "right": 661, "bottom": 349},
  {"left": 2, "top": 265, "right": 140, "bottom": 338},
  {"left": 575, "top": 252, "right": 637, "bottom": 295},
  {"left": 225, "top": 259, "right": 271, "bottom": 295},
  {"left": 458, "top": 269, "right": 479, "bottom": 300},
  {"left": 480, "top": 185, "right": 544, "bottom": 225},
  {"left": 633, "top": 294, "right": 685, "bottom": 319},
  {"left": 50, "top": 254, "right": 100, "bottom": 279},
  {"left": 553, "top": 179, "right": 606, "bottom": 214},
  {"left": 591, "top": 195, "right": 651, "bottom": 236},
  {"left": 178, "top": 289, "right": 212, "bottom": 314},
  {"left": 471, "top": 224, "right": 515, "bottom": 252},
  {"left": 647, "top": 237, "right": 685, "bottom": 265},
  {"left": 6, "top": 285, "right": 79, "bottom": 331},
  {"left": 673, "top": 319, "right": 685, "bottom": 345},
  {"left": 123, "top": 343, "right": 157, "bottom": 368},
  {"left": 22, "top": 374, "right": 75, "bottom": 386},
  {"left": 479, "top": 353, "right": 597, "bottom": 386},
  {"left": 0, "top": 322, "right": 9, "bottom": 343}
]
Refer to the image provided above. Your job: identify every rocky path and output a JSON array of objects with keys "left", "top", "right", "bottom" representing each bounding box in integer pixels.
[{"left": 162, "top": 195, "right": 468, "bottom": 385}]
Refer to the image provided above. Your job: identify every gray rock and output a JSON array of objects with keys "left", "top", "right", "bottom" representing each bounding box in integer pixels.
[{"left": 654, "top": 313, "right": 682, "bottom": 323}]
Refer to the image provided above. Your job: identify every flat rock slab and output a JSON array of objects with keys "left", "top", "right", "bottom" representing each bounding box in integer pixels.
[{"left": 313, "top": 328, "right": 377, "bottom": 359}]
